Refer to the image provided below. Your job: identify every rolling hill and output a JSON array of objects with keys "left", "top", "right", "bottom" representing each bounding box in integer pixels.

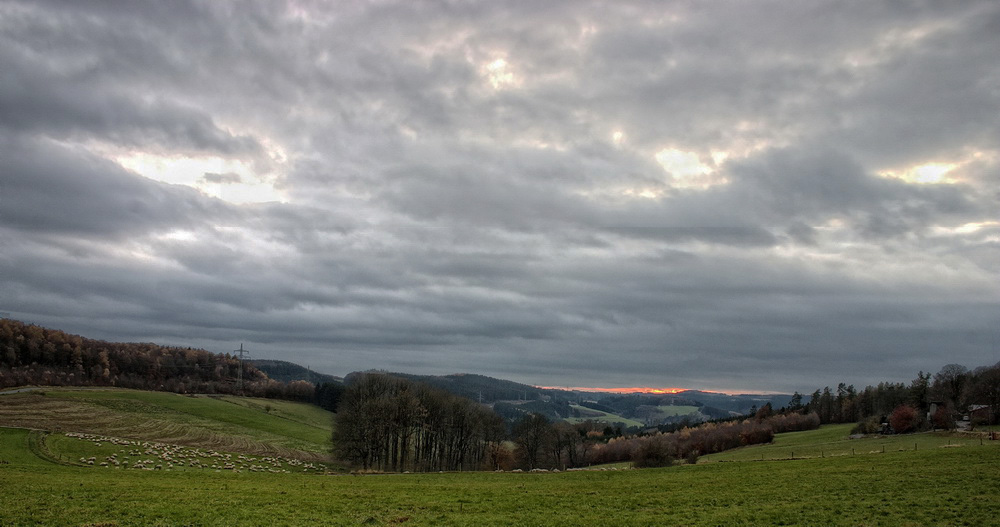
[
  {"left": 251, "top": 359, "right": 343, "bottom": 385},
  {"left": 0, "top": 387, "right": 333, "bottom": 460}
]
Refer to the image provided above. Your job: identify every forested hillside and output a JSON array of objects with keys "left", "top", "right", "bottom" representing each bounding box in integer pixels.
[
  {"left": 252, "top": 359, "right": 342, "bottom": 385},
  {"left": 0, "top": 319, "right": 313, "bottom": 401},
  {"left": 381, "top": 372, "right": 551, "bottom": 403}
]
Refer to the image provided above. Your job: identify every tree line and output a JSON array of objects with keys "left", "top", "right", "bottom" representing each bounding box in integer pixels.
[
  {"left": 332, "top": 372, "right": 505, "bottom": 472},
  {"left": 789, "top": 362, "right": 1000, "bottom": 431},
  {"left": 592, "top": 410, "right": 821, "bottom": 467},
  {"left": 0, "top": 319, "right": 343, "bottom": 408}
]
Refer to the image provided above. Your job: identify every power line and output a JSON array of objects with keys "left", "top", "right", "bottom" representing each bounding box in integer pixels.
[{"left": 233, "top": 343, "right": 251, "bottom": 394}]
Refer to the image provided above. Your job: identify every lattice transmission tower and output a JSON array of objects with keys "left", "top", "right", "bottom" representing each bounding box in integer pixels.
[{"left": 234, "top": 343, "right": 251, "bottom": 394}]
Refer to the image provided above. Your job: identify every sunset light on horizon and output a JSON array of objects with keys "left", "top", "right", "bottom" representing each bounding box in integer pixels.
[{"left": 536, "top": 386, "right": 690, "bottom": 395}]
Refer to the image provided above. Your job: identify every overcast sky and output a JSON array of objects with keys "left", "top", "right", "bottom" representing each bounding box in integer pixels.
[{"left": 2, "top": 1, "right": 998, "bottom": 393}]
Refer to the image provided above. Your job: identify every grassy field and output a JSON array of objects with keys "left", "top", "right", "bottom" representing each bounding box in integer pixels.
[
  {"left": 0, "top": 388, "right": 332, "bottom": 458},
  {"left": 3, "top": 389, "right": 999, "bottom": 525},
  {"left": 655, "top": 405, "right": 700, "bottom": 417},
  {"left": 566, "top": 405, "right": 644, "bottom": 427},
  {"left": 700, "top": 424, "right": 993, "bottom": 462},
  {"left": 2, "top": 425, "right": 999, "bottom": 526},
  {"left": 566, "top": 405, "right": 700, "bottom": 428}
]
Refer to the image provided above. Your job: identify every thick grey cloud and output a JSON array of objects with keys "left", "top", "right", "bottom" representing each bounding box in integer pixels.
[{"left": 1, "top": 0, "right": 998, "bottom": 393}]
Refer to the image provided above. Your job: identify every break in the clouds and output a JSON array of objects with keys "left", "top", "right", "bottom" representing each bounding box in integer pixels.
[{"left": 1, "top": 0, "right": 998, "bottom": 393}]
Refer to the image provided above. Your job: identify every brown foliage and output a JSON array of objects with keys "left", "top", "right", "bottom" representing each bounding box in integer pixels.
[
  {"left": 0, "top": 319, "right": 325, "bottom": 404},
  {"left": 591, "top": 412, "right": 820, "bottom": 467},
  {"left": 931, "top": 404, "right": 955, "bottom": 430},
  {"left": 632, "top": 435, "right": 675, "bottom": 468},
  {"left": 889, "top": 404, "right": 918, "bottom": 433}
]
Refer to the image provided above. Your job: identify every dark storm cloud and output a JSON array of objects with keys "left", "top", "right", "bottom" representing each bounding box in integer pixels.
[{"left": 1, "top": 0, "right": 998, "bottom": 393}]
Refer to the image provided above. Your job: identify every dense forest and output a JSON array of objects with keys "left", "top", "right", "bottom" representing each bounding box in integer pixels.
[
  {"left": 0, "top": 319, "right": 343, "bottom": 408},
  {"left": 333, "top": 373, "right": 506, "bottom": 472}
]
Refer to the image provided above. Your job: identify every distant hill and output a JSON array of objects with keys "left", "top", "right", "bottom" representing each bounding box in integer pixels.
[
  {"left": 344, "top": 370, "right": 794, "bottom": 428},
  {"left": 251, "top": 360, "right": 342, "bottom": 385},
  {"left": 672, "top": 390, "right": 795, "bottom": 415},
  {"left": 588, "top": 391, "right": 795, "bottom": 426},
  {"left": 358, "top": 372, "right": 552, "bottom": 404}
]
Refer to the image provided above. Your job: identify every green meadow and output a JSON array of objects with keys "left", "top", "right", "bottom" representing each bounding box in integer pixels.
[
  {"left": 0, "top": 388, "right": 332, "bottom": 458},
  {"left": 566, "top": 404, "right": 644, "bottom": 427},
  {"left": 2, "top": 389, "right": 999, "bottom": 526},
  {"left": 655, "top": 405, "right": 701, "bottom": 417},
  {"left": 700, "top": 423, "right": 992, "bottom": 462}
]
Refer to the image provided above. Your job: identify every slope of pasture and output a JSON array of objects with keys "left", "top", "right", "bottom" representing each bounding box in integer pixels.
[
  {"left": 0, "top": 388, "right": 332, "bottom": 459},
  {"left": 2, "top": 426, "right": 999, "bottom": 525},
  {"left": 699, "top": 424, "right": 992, "bottom": 462},
  {"left": 566, "top": 405, "right": 644, "bottom": 427},
  {"left": 213, "top": 395, "right": 334, "bottom": 445},
  {"left": 655, "top": 405, "right": 700, "bottom": 417}
]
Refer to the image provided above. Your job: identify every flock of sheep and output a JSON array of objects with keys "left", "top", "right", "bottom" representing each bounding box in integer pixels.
[{"left": 65, "top": 432, "right": 325, "bottom": 474}]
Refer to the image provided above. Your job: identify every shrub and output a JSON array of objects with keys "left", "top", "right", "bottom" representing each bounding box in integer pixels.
[
  {"left": 852, "top": 415, "right": 882, "bottom": 435},
  {"left": 632, "top": 436, "right": 675, "bottom": 468},
  {"left": 931, "top": 405, "right": 955, "bottom": 430},
  {"left": 889, "top": 405, "right": 919, "bottom": 434}
]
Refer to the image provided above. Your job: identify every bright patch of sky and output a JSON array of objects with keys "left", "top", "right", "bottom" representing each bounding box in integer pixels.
[{"left": 115, "top": 153, "right": 286, "bottom": 203}]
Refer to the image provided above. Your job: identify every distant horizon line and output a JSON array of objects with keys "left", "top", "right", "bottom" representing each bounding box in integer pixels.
[
  {"left": 533, "top": 385, "right": 792, "bottom": 396},
  {"left": 536, "top": 386, "right": 724, "bottom": 395},
  {"left": 534, "top": 386, "right": 686, "bottom": 394}
]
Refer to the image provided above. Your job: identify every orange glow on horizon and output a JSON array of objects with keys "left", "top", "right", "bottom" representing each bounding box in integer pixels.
[{"left": 535, "top": 386, "right": 690, "bottom": 394}]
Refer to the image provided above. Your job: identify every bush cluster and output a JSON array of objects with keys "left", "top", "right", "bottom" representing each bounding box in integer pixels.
[{"left": 591, "top": 412, "right": 820, "bottom": 467}]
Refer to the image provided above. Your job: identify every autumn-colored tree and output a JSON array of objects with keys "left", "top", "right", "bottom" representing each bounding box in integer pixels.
[
  {"left": 754, "top": 402, "right": 773, "bottom": 420},
  {"left": 889, "top": 404, "right": 918, "bottom": 433},
  {"left": 931, "top": 404, "right": 955, "bottom": 430},
  {"left": 0, "top": 318, "right": 340, "bottom": 406},
  {"left": 632, "top": 434, "right": 675, "bottom": 468},
  {"left": 589, "top": 412, "right": 819, "bottom": 466}
]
